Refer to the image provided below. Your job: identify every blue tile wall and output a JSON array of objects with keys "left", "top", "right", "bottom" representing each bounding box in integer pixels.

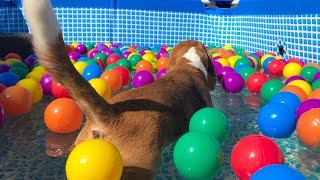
[{"left": 0, "top": 7, "right": 319, "bottom": 63}]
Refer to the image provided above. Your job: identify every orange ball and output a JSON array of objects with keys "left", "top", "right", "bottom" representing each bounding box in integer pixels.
[
  {"left": 156, "top": 57, "right": 170, "bottom": 71},
  {"left": 280, "top": 85, "right": 308, "bottom": 102},
  {"left": 297, "top": 108, "right": 320, "bottom": 148},
  {"left": 136, "top": 60, "right": 154, "bottom": 73},
  {"left": 100, "top": 70, "right": 123, "bottom": 91},
  {"left": 44, "top": 98, "right": 83, "bottom": 133},
  {"left": 0, "top": 85, "right": 33, "bottom": 116},
  {"left": 303, "top": 62, "right": 320, "bottom": 70},
  {"left": 309, "top": 89, "right": 320, "bottom": 100}
]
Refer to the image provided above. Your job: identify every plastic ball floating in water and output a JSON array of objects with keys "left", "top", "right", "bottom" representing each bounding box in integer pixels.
[
  {"left": 260, "top": 79, "right": 285, "bottom": 103},
  {"left": 16, "top": 78, "right": 43, "bottom": 104},
  {"left": 173, "top": 132, "right": 222, "bottom": 180},
  {"left": 88, "top": 78, "right": 111, "bottom": 101},
  {"left": 287, "top": 80, "right": 312, "bottom": 97},
  {"left": 283, "top": 62, "right": 303, "bottom": 79},
  {"left": 299, "top": 66, "right": 319, "bottom": 84},
  {"left": 221, "top": 72, "right": 245, "bottom": 93},
  {"left": 250, "top": 164, "right": 306, "bottom": 180},
  {"left": 156, "top": 68, "right": 167, "bottom": 79},
  {"left": 246, "top": 72, "right": 269, "bottom": 94},
  {"left": 132, "top": 70, "right": 155, "bottom": 88},
  {"left": 0, "top": 72, "right": 20, "bottom": 87},
  {"left": 100, "top": 70, "right": 123, "bottom": 91},
  {"left": 113, "top": 66, "right": 131, "bottom": 86},
  {"left": 51, "top": 81, "right": 72, "bottom": 99},
  {"left": 66, "top": 139, "right": 123, "bottom": 180},
  {"left": 82, "top": 64, "right": 103, "bottom": 81},
  {"left": 296, "top": 99, "right": 320, "bottom": 119}
]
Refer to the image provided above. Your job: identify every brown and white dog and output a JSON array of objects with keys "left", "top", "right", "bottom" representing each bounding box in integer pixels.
[{"left": 22, "top": 0, "right": 216, "bottom": 179}]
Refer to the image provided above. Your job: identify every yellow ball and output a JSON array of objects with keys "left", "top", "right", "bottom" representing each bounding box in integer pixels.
[
  {"left": 16, "top": 78, "right": 43, "bottom": 103},
  {"left": 70, "top": 59, "right": 76, "bottom": 64},
  {"left": 216, "top": 58, "right": 230, "bottom": 67},
  {"left": 127, "top": 52, "right": 139, "bottom": 60},
  {"left": 105, "top": 42, "right": 112, "bottom": 47},
  {"left": 0, "top": 61, "right": 7, "bottom": 64},
  {"left": 166, "top": 47, "right": 173, "bottom": 52},
  {"left": 283, "top": 62, "right": 303, "bottom": 79},
  {"left": 227, "top": 55, "right": 242, "bottom": 68},
  {"left": 145, "top": 58, "right": 157, "bottom": 69},
  {"left": 65, "top": 139, "right": 123, "bottom": 180},
  {"left": 287, "top": 80, "right": 312, "bottom": 97},
  {"left": 5, "top": 58, "right": 20, "bottom": 65},
  {"left": 71, "top": 42, "right": 79, "bottom": 48},
  {"left": 32, "top": 66, "right": 47, "bottom": 75},
  {"left": 74, "top": 62, "right": 88, "bottom": 75},
  {"left": 260, "top": 54, "right": 274, "bottom": 66},
  {"left": 223, "top": 44, "right": 233, "bottom": 50},
  {"left": 144, "top": 50, "right": 154, "bottom": 54},
  {"left": 142, "top": 53, "right": 156, "bottom": 61},
  {"left": 26, "top": 71, "right": 45, "bottom": 82},
  {"left": 88, "top": 78, "right": 112, "bottom": 100},
  {"left": 212, "top": 53, "right": 221, "bottom": 58}
]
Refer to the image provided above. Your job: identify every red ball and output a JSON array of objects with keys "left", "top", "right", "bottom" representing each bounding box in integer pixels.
[
  {"left": 113, "top": 66, "right": 131, "bottom": 86},
  {"left": 246, "top": 72, "right": 269, "bottom": 93},
  {"left": 96, "top": 59, "right": 106, "bottom": 70},
  {"left": 287, "top": 58, "right": 304, "bottom": 67},
  {"left": 231, "top": 135, "right": 284, "bottom": 180},
  {"left": 267, "top": 60, "right": 286, "bottom": 76},
  {"left": 52, "top": 81, "right": 72, "bottom": 99},
  {"left": 106, "top": 54, "right": 121, "bottom": 65}
]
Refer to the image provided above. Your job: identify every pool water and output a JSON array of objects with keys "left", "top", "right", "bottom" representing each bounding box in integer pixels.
[{"left": 0, "top": 82, "right": 319, "bottom": 180}]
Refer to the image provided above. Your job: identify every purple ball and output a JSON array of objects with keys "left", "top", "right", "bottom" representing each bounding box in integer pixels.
[
  {"left": 88, "top": 49, "right": 101, "bottom": 59},
  {"left": 122, "top": 51, "right": 131, "bottom": 59},
  {"left": 40, "top": 73, "right": 53, "bottom": 95},
  {"left": 95, "top": 43, "right": 106, "bottom": 49},
  {"left": 139, "top": 51, "right": 146, "bottom": 56},
  {"left": 102, "top": 49, "right": 115, "bottom": 57},
  {"left": 98, "top": 45, "right": 108, "bottom": 51},
  {"left": 313, "top": 72, "right": 320, "bottom": 82},
  {"left": 68, "top": 52, "right": 81, "bottom": 61},
  {"left": 285, "top": 75, "right": 306, "bottom": 85},
  {"left": 296, "top": 99, "right": 320, "bottom": 119},
  {"left": 0, "top": 64, "right": 11, "bottom": 73},
  {"left": 23, "top": 57, "right": 37, "bottom": 70},
  {"left": 213, "top": 61, "right": 223, "bottom": 72},
  {"left": 247, "top": 57, "right": 255, "bottom": 68},
  {"left": 216, "top": 66, "right": 234, "bottom": 83},
  {"left": 110, "top": 44, "right": 118, "bottom": 49},
  {"left": 221, "top": 72, "right": 245, "bottom": 93},
  {"left": 75, "top": 44, "right": 88, "bottom": 55},
  {"left": 156, "top": 68, "right": 167, "bottom": 79},
  {"left": 0, "top": 104, "right": 5, "bottom": 128},
  {"left": 212, "top": 56, "right": 222, "bottom": 61},
  {"left": 157, "top": 52, "right": 169, "bottom": 60},
  {"left": 133, "top": 70, "right": 155, "bottom": 88}
]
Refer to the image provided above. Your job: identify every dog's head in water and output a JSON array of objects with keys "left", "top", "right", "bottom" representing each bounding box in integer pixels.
[{"left": 166, "top": 40, "right": 216, "bottom": 90}]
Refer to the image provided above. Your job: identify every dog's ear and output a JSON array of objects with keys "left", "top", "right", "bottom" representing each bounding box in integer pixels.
[{"left": 206, "top": 51, "right": 216, "bottom": 90}]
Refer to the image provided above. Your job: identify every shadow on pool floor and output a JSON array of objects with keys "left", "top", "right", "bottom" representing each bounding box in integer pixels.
[{"left": 0, "top": 84, "right": 319, "bottom": 180}]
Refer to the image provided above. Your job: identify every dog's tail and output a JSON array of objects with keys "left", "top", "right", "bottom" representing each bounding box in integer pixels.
[{"left": 22, "top": 0, "right": 113, "bottom": 123}]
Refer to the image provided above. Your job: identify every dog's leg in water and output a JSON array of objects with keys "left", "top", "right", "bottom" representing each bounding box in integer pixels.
[{"left": 22, "top": 0, "right": 113, "bottom": 127}]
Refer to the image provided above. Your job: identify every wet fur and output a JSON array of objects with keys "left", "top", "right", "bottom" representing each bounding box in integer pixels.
[{"left": 23, "top": 0, "right": 216, "bottom": 179}]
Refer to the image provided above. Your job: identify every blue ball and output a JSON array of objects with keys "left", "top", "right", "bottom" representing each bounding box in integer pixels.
[
  {"left": 251, "top": 164, "right": 306, "bottom": 180},
  {"left": 77, "top": 57, "right": 90, "bottom": 62},
  {"left": 235, "top": 64, "right": 251, "bottom": 73},
  {"left": 262, "top": 57, "right": 276, "bottom": 70},
  {"left": 82, "top": 64, "right": 103, "bottom": 81},
  {"left": 98, "top": 46, "right": 107, "bottom": 51},
  {"left": 270, "top": 92, "right": 301, "bottom": 111},
  {"left": 28, "top": 54, "right": 38, "bottom": 58},
  {"left": 0, "top": 72, "right": 20, "bottom": 87},
  {"left": 110, "top": 52, "right": 122, "bottom": 57},
  {"left": 143, "top": 45, "right": 151, "bottom": 50},
  {"left": 258, "top": 102, "right": 296, "bottom": 138}
]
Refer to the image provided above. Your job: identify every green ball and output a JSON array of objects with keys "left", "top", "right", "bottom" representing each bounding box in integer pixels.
[
  {"left": 110, "top": 47, "right": 120, "bottom": 53},
  {"left": 9, "top": 67, "right": 28, "bottom": 79},
  {"left": 104, "top": 64, "right": 119, "bottom": 71},
  {"left": 234, "top": 58, "right": 252, "bottom": 69},
  {"left": 135, "top": 47, "right": 144, "bottom": 53},
  {"left": 128, "top": 54, "right": 142, "bottom": 66},
  {"left": 10, "top": 62, "right": 29, "bottom": 72},
  {"left": 189, "top": 107, "right": 229, "bottom": 144},
  {"left": 86, "top": 59, "right": 99, "bottom": 65},
  {"left": 151, "top": 48, "right": 160, "bottom": 55},
  {"left": 85, "top": 42, "right": 94, "bottom": 51},
  {"left": 311, "top": 80, "right": 320, "bottom": 91},
  {"left": 33, "top": 63, "right": 40, "bottom": 69},
  {"left": 94, "top": 53, "right": 108, "bottom": 64},
  {"left": 116, "top": 59, "right": 132, "bottom": 72},
  {"left": 235, "top": 53, "right": 247, "bottom": 57},
  {"left": 239, "top": 67, "right": 257, "bottom": 83},
  {"left": 173, "top": 132, "right": 222, "bottom": 180},
  {"left": 300, "top": 66, "right": 319, "bottom": 84},
  {"left": 260, "top": 79, "right": 285, "bottom": 103}
]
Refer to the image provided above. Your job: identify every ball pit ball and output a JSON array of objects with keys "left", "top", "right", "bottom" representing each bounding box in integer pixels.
[
  {"left": 136, "top": 60, "right": 154, "bottom": 73},
  {"left": 238, "top": 67, "right": 257, "bottom": 83},
  {"left": 9, "top": 67, "right": 28, "bottom": 79},
  {"left": 16, "top": 78, "right": 43, "bottom": 104},
  {"left": 23, "top": 57, "right": 37, "bottom": 70},
  {"left": 10, "top": 62, "right": 29, "bottom": 72},
  {"left": 0, "top": 72, "right": 20, "bottom": 87},
  {"left": 260, "top": 79, "right": 285, "bottom": 103},
  {"left": 0, "top": 85, "right": 33, "bottom": 116},
  {"left": 85, "top": 42, "right": 94, "bottom": 51},
  {"left": 39, "top": 73, "right": 53, "bottom": 96},
  {"left": 74, "top": 61, "right": 88, "bottom": 75},
  {"left": 0, "top": 83, "right": 6, "bottom": 94},
  {"left": 216, "top": 66, "right": 234, "bottom": 83},
  {"left": 113, "top": 66, "right": 131, "bottom": 86},
  {"left": 312, "top": 71, "right": 320, "bottom": 82},
  {"left": 132, "top": 70, "right": 155, "bottom": 88},
  {"left": 52, "top": 81, "right": 72, "bottom": 99},
  {"left": 88, "top": 78, "right": 112, "bottom": 101},
  {"left": 100, "top": 70, "right": 123, "bottom": 91},
  {"left": 65, "top": 139, "right": 123, "bottom": 180},
  {"left": 287, "top": 80, "right": 312, "bottom": 97},
  {"left": 297, "top": 108, "right": 320, "bottom": 148},
  {"left": 309, "top": 88, "right": 320, "bottom": 100},
  {"left": 267, "top": 59, "right": 286, "bottom": 76},
  {"left": 296, "top": 99, "right": 320, "bottom": 120},
  {"left": 156, "top": 68, "right": 167, "bottom": 79},
  {"left": 283, "top": 62, "right": 303, "bottom": 79},
  {"left": 270, "top": 91, "right": 301, "bottom": 112},
  {"left": 156, "top": 57, "right": 170, "bottom": 71},
  {"left": 75, "top": 44, "right": 88, "bottom": 55},
  {"left": 68, "top": 52, "right": 81, "bottom": 61},
  {"left": 107, "top": 54, "right": 121, "bottom": 65},
  {"left": 4, "top": 53, "right": 22, "bottom": 61},
  {"left": 300, "top": 66, "right": 319, "bottom": 84},
  {"left": 216, "top": 58, "right": 230, "bottom": 67},
  {"left": 280, "top": 85, "right": 308, "bottom": 102},
  {"left": 88, "top": 49, "right": 101, "bottom": 59},
  {"left": 94, "top": 53, "right": 108, "bottom": 64},
  {"left": 230, "top": 134, "right": 284, "bottom": 180},
  {"left": 44, "top": 98, "right": 83, "bottom": 133},
  {"left": 285, "top": 75, "right": 307, "bottom": 85},
  {"left": 116, "top": 59, "right": 132, "bottom": 72},
  {"left": 246, "top": 72, "right": 269, "bottom": 94},
  {"left": 189, "top": 107, "right": 229, "bottom": 144},
  {"left": 250, "top": 164, "right": 306, "bottom": 180},
  {"left": 105, "top": 64, "right": 119, "bottom": 71},
  {"left": 288, "top": 58, "right": 304, "bottom": 67},
  {"left": 221, "top": 72, "right": 245, "bottom": 93},
  {"left": 0, "top": 65, "right": 11, "bottom": 74},
  {"left": 82, "top": 64, "right": 103, "bottom": 81},
  {"left": 213, "top": 61, "right": 223, "bottom": 72},
  {"left": 0, "top": 104, "right": 6, "bottom": 128},
  {"left": 262, "top": 57, "right": 276, "bottom": 70},
  {"left": 258, "top": 102, "right": 297, "bottom": 138},
  {"left": 122, "top": 51, "right": 131, "bottom": 59},
  {"left": 173, "top": 132, "right": 222, "bottom": 180}
]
